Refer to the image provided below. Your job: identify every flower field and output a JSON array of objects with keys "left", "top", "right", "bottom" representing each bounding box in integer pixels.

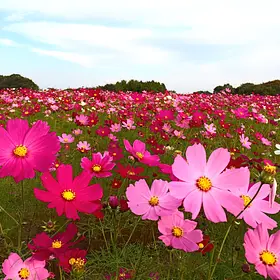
[{"left": 0, "top": 88, "right": 279, "bottom": 279}]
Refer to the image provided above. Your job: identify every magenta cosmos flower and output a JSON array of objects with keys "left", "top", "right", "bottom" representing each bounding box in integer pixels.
[
  {"left": 123, "top": 139, "right": 160, "bottom": 166},
  {"left": 34, "top": 165, "right": 103, "bottom": 220},
  {"left": 244, "top": 224, "right": 280, "bottom": 279},
  {"left": 2, "top": 253, "right": 49, "bottom": 280},
  {"left": 169, "top": 144, "right": 249, "bottom": 223},
  {"left": 126, "top": 179, "right": 181, "bottom": 221},
  {"left": 81, "top": 151, "right": 115, "bottom": 178},
  {"left": 231, "top": 182, "right": 280, "bottom": 229},
  {"left": 158, "top": 211, "right": 203, "bottom": 252},
  {"left": 28, "top": 223, "right": 79, "bottom": 261},
  {"left": 0, "top": 119, "right": 60, "bottom": 182}
]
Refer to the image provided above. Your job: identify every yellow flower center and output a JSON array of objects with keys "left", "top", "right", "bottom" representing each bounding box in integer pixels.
[
  {"left": 196, "top": 176, "right": 212, "bottom": 192},
  {"left": 172, "top": 226, "right": 184, "bottom": 237},
  {"left": 149, "top": 196, "right": 159, "bottom": 206},
  {"left": 52, "top": 240, "right": 62, "bottom": 249},
  {"left": 198, "top": 243, "right": 205, "bottom": 249},
  {"left": 18, "top": 268, "right": 30, "bottom": 279},
  {"left": 260, "top": 250, "right": 277, "bottom": 266},
  {"left": 61, "top": 190, "right": 76, "bottom": 201},
  {"left": 119, "top": 273, "right": 126, "bottom": 277},
  {"left": 241, "top": 195, "right": 252, "bottom": 208},
  {"left": 263, "top": 164, "right": 277, "bottom": 175},
  {"left": 13, "top": 145, "right": 28, "bottom": 157},
  {"left": 63, "top": 138, "right": 69, "bottom": 143},
  {"left": 136, "top": 152, "right": 144, "bottom": 159},
  {"left": 127, "top": 171, "right": 135, "bottom": 176},
  {"left": 92, "top": 164, "right": 102, "bottom": 172},
  {"left": 69, "top": 257, "right": 85, "bottom": 271}
]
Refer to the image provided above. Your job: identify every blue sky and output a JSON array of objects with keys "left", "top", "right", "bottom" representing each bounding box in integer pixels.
[{"left": 0, "top": 0, "right": 280, "bottom": 93}]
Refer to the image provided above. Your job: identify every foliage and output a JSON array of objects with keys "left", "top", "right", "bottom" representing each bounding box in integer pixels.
[
  {"left": 97, "top": 79, "right": 167, "bottom": 93},
  {"left": 0, "top": 74, "right": 39, "bottom": 90}
]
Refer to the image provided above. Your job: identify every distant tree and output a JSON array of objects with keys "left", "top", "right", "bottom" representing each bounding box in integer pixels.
[
  {"left": 0, "top": 74, "right": 39, "bottom": 90},
  {"left": 97, "top": 79, "right": 167, "bottom": 93},
  {"left": 213, "top": 83, "right": 235, "bottom": 93}
]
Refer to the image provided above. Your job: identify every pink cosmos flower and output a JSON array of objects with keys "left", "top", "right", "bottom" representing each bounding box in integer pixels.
[
  {"left": 204, "top": 123, "right": 216, "bottom": 134},
  {"left": 230, "top": 182, "right": 280, "bottom": 229},
  {"left": 158, "top": 211, "right": 203, "bottom": 252},
  {"left": 162, "top": 123, "right": 173, "bottom": 133},
  {"left": 0, "top": 119, "right": 60, "bottom": 182},
  {"left": 240, "top": 134, "right": 252, "bottom": 149},
  {"left": 77, "top": 141, "right": 91, "bottom": 153},
  {"left": 81, "top": 152, "right": 115, "bottom": 178},
  {"left": 110, "top": 123, "right": 121, "bottom": 133},
  {"left": 73, "top": 129, "right": 83, "bottom": 136},
  {"left": 174, "top": 130, "right": 186, "bottom": 139},
  {"left": 244, "top": 224, "right": 280, "bottom": 279},
  {"left": 261, "top": 137, "right": 272, "bottom": 146},
  {"left": 58, "top": 133, "right": 74, "bottom": 144},
  {"left": 169, "top": 144, "right": 249, "bottom": 223},
  {"left": 122, "top": 119, "right": 136, "bottom": 130},
  {"left": 126, "top": 179, "right": 181, "bottom": 221},
  {"left": 2, "top": 253, "right": 49, "bottom": 280},
  {"left": 75, "top": 114, "right": 88, "bottom": 126},
  {"left": 123, "top": 139, "right": 160, "bottom": 167},
  {"left": 34, "top": 165, "right": 103, "bottom": 220}
]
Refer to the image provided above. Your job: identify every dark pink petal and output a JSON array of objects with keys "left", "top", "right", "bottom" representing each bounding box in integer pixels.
[
  {"left": 0, "top": 126, "right": 15, "bottom": 165},
  {"left": 7, "top": 119, "right": 29, "bottom": 144},
  {"left": 57, "top": 165, "right": 73, "bottom": 189},
  {"left": 65, "top": 202, "right": 80, "bottom": 220},
  {"left": 23, "top": 120, "right": 50, "bottom": 146},
  {"left": 72, "top": 171, "right": 92, "bottom": 190},
  {"left": 133, "top": 140, "right": 146, "bottom": 153},
  {"left": 34, "top": 189, "right": 55, "bottom": 202},
  {"left": 41, "top": 172, "right": 63, "bottom": 194},
  {"left": 76, "top": 184, "right": 103, "bottom": 201}
]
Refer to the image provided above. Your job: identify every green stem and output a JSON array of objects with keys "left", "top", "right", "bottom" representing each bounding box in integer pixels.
[
  {"left": 0, "top": 205, "right": 19, "bottom": 225},
  {"left": 59, "top": 265, "right": 63, "bottom": 280},
  {"left": 99, "top": 219, "right": 109, "bottom": 251},
  {"left": 120, "top": 217, "right": 141, "bottom": 256},
  {"left": 208, "top": 182, "right": 264, "bottom": 279}
]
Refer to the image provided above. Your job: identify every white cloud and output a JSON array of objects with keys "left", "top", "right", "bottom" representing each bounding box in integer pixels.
[
  {"left": 0, "top": 38, "right": 18, "bottom": 46},
  {"left": 1, "top": 0, "right": 280, "bottom": 92}
]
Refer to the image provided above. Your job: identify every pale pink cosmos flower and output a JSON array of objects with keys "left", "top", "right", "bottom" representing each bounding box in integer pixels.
[
  {"left": 174, "top": 130, "right": 186, "bottom": 139},
  {"left": 123, "top": 139, "right": 160, "bottom": 167},
  {"left": 122, "top": 119, "right": 136, "bottom": 130},
  {"left": 77, "top": 141, "right": 91, "bottom": 152},
  {"left": 162, "top": 123, "right": 173, "bottom": 133},
  {"left": 244, "top": 224, "right": 280, "bottom": 279},
  {"left": 76, "top": 115, "right": 88, "bottom": 126},
  {"left": 108, "top": 134, "right": 118, "bottom": 141},
  {"left": 158, "top": 211, "right": 203, "bottom": 252},
  {"left": 73, "top": 129, "right": 83, "bottom": 136},
  {"left": 230, "top": 182, "right": 280, "bottom": 229},
  {"left": 126, "top": 179, "right": 181, "bottom": 221},
  {"left": 204, "top": 123, "right": 216, "bottom": 134},
  {"left": 240, "top": 134, "right": 252, "bottom": 149},
  {"left": 169, "top": 144, "right": 249, "bottom": 223},
  {"left": 81, "top": 151, "right": 115, "bottom": 178},
  {"left": 58, "top": 133, "right": 74, "bottom": 144},
  {"left": 2, "top": 253, "right": 49, "bottom": 280},
  {"left": 110, "top": 123, "right": 121, "bottom": 133},
  {"left": 261, "top": 137, "right": 272, "bottom": 146}
]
